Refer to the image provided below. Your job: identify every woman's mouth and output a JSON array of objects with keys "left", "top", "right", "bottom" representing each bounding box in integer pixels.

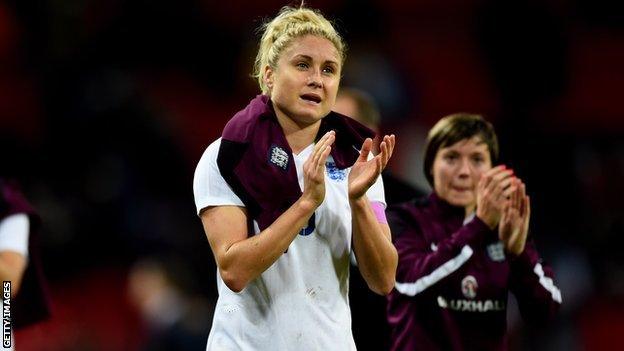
[{"left": 300, "top": 93, "right": 322, "bottom": 104}]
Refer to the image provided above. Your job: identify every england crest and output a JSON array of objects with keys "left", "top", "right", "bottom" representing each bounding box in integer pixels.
[
  {"left": 269, "top": 145, "right": 289, "bottom": 171},
  {"left": 326, "top": 161, "right": 347, "bottom": 181},
  {"left": 487, "top": 242, "right": 506, "bottom": 262}
]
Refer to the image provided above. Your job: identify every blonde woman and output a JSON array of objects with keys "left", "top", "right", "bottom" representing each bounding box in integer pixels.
[{"left": 193, "top": 6, "right": 397, "bottom": 350}]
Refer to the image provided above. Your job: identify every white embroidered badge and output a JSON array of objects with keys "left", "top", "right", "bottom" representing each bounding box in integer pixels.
[{"left": 269, "top": 145, "right": 289, "bottom": 170}]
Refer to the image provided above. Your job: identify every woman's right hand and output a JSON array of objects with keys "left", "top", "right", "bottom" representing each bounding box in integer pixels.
[
  {"left": 476, "top": 165, "right": 516, "bottom": 229},
  {"left": 301, "top": 131, "right": 335, "bottom": 209}
]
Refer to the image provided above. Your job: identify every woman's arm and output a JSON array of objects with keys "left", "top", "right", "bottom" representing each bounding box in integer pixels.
[
  {"left": 350, "top": 198, "right": 397, "bottom": 295},
  {"left": 201, "top": 200, "right": 316, "bottom": 292},
  {"left": 501, "top": 180, "right": 561, "bottom": 323},
  {"left": 391, "top": 212, "right": 493, "bottom": 297},
  {"left": 349, "top": 135, "right": 398, "bottom": 295},
  {"left": 200, "top": 131, "right": 335, "bottom": 292},
  {"left": 0, "top": 214, "right": 28, "bottom": 296},
  {"left": 509, "top": 240, "right": 561, "bottom": 324}
]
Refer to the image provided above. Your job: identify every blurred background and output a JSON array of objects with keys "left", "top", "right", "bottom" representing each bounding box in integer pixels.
[{"left": 1, "top": 0, "right": 622, "bottom": 349}]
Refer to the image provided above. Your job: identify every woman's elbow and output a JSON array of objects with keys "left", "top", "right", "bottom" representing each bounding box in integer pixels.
[
  {"left": 369, "top": 277, "right": 395, "bottom": 296},
  {"left": 368, "top": 267, "right": 397, "bottom": 295},
  {"left": 220, "top": 268, "right": 248, "bottom": 293}
]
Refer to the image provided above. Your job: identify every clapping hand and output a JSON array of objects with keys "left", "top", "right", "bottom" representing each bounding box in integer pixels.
[
  {"left": 498, "top": 178, "right": 530, "bottom": 256},
  {"left": 301, "top": 131, "right": 335, "bottom": 208},
  {"left": 348, "top": 135, "right": 395, "bottom": 200}
]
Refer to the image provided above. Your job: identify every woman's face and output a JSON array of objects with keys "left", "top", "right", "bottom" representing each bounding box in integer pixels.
[
  {"left": 265, "top": 35, "right": 341, "bottom": 126},
  {"left": 432, "top": 136, "right": 492, "bottom": 209}
]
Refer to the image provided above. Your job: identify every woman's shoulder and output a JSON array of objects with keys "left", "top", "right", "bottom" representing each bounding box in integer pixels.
[
  {"left": 387, "top": 195, "right": 432, "bottom": 240},
  {"left": 197, "top": 138, "right": 223, "bottom": 165},
  {"left": 387, "top": 195, "right": 432, "bottom": 218},
  {"left": 222, "top": 95, "right": 270, "bottom": 142},
  {"left": 194, "top": 138, "right": 225, "bottom": 185}
]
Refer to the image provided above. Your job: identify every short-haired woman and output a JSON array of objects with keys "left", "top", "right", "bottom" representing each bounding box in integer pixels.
[{"left": 387, "top": 113, "right": 561, "bottom": 350}]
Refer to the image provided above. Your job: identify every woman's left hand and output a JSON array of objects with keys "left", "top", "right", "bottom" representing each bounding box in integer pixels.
[
  {"left": 348, "top": 135, "right": 395, "bottom": 200},
  {"left": 498, "top": 178, "right": 531, "bottom": 256}
]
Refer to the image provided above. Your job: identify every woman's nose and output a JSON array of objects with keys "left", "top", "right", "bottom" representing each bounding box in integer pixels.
[
  {"left": 307, "top": 70, "right": 322, "bottom": 88},
  {"left": 457, "top": 159, "right": 472, "bottom": 177}
]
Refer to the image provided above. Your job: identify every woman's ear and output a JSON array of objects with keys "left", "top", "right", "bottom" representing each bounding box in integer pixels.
[{"left": 264, "top": 65, "right": 274, "bottom": 90}]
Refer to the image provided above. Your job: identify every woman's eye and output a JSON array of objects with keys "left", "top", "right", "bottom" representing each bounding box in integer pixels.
[
  {"left": 323, "top": 66, "right": 334, "bottom": 74},
  {"left": 297, "top": 62, "right": 309, "bottom": 69},
  {"left": 444, "top": 154, "right": 458, "bottom": 161}
]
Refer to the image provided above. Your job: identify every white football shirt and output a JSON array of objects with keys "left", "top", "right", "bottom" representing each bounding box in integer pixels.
[{"left": 193, "top": 138, "right": 385, "bottom": 351}]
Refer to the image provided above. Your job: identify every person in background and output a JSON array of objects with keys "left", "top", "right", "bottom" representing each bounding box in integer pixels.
[
  {"left": 193, "top": 6, "right": 397, "bottom": 350},
  {"left": 334, "top": 87, "right": 426, "bottom": 350},
  {"left": 128, "top": 257, "right": 211, "bottom": 351},
  {"left": 386, "top": 113, "right": 561, "bottom": 350},
  {"left": 334, "top": 87, "right": 426, "bottom": 204},
  {"left": 0, "top": 178, "right": 50, "bottom": 351}
]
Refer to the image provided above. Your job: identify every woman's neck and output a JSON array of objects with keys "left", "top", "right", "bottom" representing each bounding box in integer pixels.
[
  {"left": 464, "top": 204, "right": 476, "bottom": 219},
  {"left": 274, "top": 107, "right": 322, "bottom": 154}
]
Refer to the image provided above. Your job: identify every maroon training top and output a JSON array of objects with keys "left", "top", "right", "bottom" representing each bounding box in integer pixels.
[{"left": 386, "top": 193, "right": 561, "bottom": 351}]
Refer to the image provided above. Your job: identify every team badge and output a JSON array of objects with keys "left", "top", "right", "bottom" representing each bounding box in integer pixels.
[
  {"left": 461, "top": 275, "right": 478, "bottom": 299},
  {"left": 326, "top": 161, "right": 347, "bottom": 181},
  {"left": 487, "top": 242, "right": 506, "bottom": 262},
  {"left": 269, "top": 145, "right": 289, "bottom": 170}
]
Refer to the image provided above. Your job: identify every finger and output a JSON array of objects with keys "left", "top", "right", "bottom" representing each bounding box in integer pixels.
[
  {"left": 375, "top": 154, "right": 384, "bottom": 176},
  {"left": 481, "top": 165, "right": 506, "bottom": 189},
  {"left": 314, "top": 131, "right": 335, "bottom": 155},
  {"left": 491, "top": 168, "right": 514, "bottom": 184},
  {"left": 314, "top": 145, "right": 332, "bottom": 175},
  {"left": 513, "top": 180, "right": 521, "bottom": 208},
  {"left": 519, "top": 182, "right": 527, "bottom": 216},
  {"left": 379, "top": 139, "right": 389, "bottom": 168},
  {"left": 515, "top": 182, "right": 523, "bottom": 211},
  {"left": 312, "top": 132, "right": 335, "bottom": 166},
  {"left": 381, "top": 135, "right": 395, "bottom": 165},
  {"left": 498, "top": 175, "right": 516, "bottom": 193},
  {"left": 502, "top": 182, "right": 518, "bottom": 199},
  {"left": 386, "top": 135, "right": 396, "bottom": 163},
  {"left": 489, "top": 178, "right": 506, "bottom": 200},
  {"left": 500, "top": 205, "right": 511, "bottom": 240},
  {"left": 486, "top": 171, "right": 515, "bottom": 201},
  {"left": 311, "top": 135, "right": 332, "bottom": 173},
  {"left": 358, "top": 138, "right": 373, "bottom": 162}
]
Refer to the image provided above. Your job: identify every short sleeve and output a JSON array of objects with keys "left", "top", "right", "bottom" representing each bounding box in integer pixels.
[
  {"left": 0, "top": 213, "right": 29, "bottom": 257},
  {"left": 193, "top": 138, "right": 245, "bottom": 215}
]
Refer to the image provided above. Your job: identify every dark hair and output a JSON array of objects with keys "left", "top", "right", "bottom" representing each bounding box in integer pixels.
[{"left": 423, "top": 113, "right": 499, "bottom": 187}]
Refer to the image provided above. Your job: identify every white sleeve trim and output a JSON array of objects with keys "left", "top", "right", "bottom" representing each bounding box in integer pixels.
[
  {"left": 395, "top": 245, "right": 473, "bottom": 296},
  {"left": 0, "top": 214, "right": 29, "bottom": 257},
  {"left": 533, "top": 263, "right": 562, "bottom": 303}
]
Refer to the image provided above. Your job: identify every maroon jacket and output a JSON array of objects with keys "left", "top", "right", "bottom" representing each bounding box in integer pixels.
[
  {"left": 387, "top": 193, "right": 561, "bottom": 351},
  {"left": 0, "top": 179, "right": 50, "bottom": 328}
]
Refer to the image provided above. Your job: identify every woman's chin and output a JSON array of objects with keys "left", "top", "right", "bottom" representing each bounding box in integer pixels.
[{"left": 447, "top": 195, "right": 474, "bottom": 209}]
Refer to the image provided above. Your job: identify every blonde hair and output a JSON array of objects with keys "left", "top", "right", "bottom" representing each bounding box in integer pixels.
[{"left": 253, "top": 5, "right": 346, "bottom": 94}]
